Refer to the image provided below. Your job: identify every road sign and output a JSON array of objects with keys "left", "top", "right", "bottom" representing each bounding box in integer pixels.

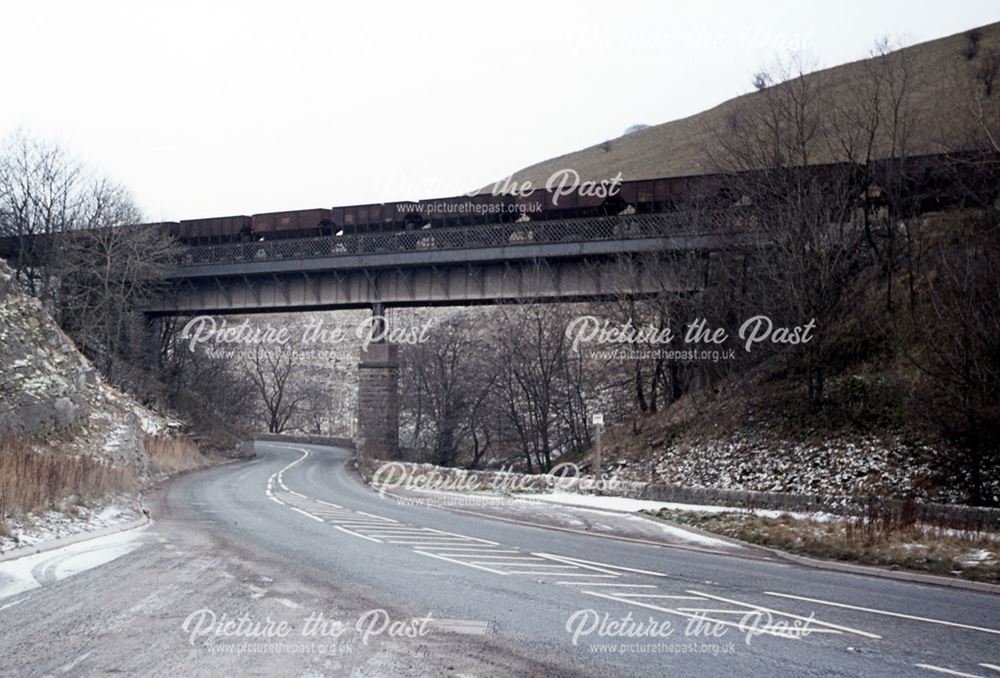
[{"left": 592, "top": 413, "right": 604, "bottom": 426}]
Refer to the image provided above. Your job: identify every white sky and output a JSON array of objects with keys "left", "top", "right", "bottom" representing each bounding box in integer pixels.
[{"left": 1, "top": 1, "right": 997, "bottom": 221}]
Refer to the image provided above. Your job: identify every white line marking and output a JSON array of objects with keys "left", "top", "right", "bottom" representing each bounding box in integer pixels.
[
  {"left": 441, "top": 553, "right": 542, "bottom": 563},
  {"left": 915, "top": 664, "right": 986, "bottom": 678},
  {"left": 414, "top": 550, "right": 511, "bottom": 575},
  {"left": 471, "top": 563, "right": 578, "bottom": 568},
  {"left": 406, "top": 546, "right": 520, "bottom": 552},
  {"left": 356, "top": 510, "right": 399, "bottom": 522},
  {"left": 765, "top": 592, "right": 1000, "bottom": 637},
  {"left": 614, "top": 594, "right": 705, "bottom": 600},
  {"left": 535, "top": 553, "right": 671, "bottom": 578},
  {"left": 678, "top": 608, "right": 766, "bottom": 614},
  {"left": 378, "top": 534, "right": 471, "bottom": 540},
  {"left": 429, "top": 619, "right": 492, "bottom": 635},
  {"left": 309, "top": 498, "right": 345, "bottom": 509},
  {"left": 359, "top": 533, "right": 448, "bottom": 539},
  {"left": 448, "top": 555, "right": 544, "bottom": 561},
  {"left": 423, "top": 528, "right": 499, "bottom": 545},
  {"left": 580, "top": 591, "right": 798, "bottom": 639},
  {"left": 333, "top": 526, "right": 383, "bottom": 543},
  {"left": 758, "top": 626, "right": 841, "bottom": 634},
  {"left": 514, "top": 572, "right": 619, "bottom": 577},
  {"left": 533, "top": 552, "right": 622, "bottom": 575},
  {"left": 979, "top": 665, "right": 1000, "bottom": 674},
  {"left": 289, "top": 507, "right": 324, "bottom": 523},
  {"left": 690, "top": 590, "right": 880, "bottom": 639},
  {"left": 387, "top": 539, "right": 478, "bottom": 545},
  {"left": 556, "top": 582, "right": 658, "bottom": 588}
]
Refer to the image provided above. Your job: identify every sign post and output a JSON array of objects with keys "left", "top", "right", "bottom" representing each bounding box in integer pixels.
[{"left": 592, "top": 413, "right": 604, "bottom": 481}]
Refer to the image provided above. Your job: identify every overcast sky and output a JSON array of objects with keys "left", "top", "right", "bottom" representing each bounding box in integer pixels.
[{"left": 1, "top": 1, "right": 997, "bottom": 220}]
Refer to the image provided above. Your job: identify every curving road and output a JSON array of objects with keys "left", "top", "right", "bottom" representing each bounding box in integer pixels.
[{"left": 1, "top": 441, "right": 998, "bottom": 677}]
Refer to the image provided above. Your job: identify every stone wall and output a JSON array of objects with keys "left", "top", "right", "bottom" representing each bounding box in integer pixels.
[
  {"left": 255, "top": 432, "right": 356, "bottom": 449},
  {"left": 355, "top": 344, "right": 399, "bottom": 461}
]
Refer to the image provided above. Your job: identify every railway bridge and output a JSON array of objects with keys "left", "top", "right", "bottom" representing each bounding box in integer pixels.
[
  {"left": 146, "top": 212, "right": 756, "bottom": 459},
  {"left": 6, "top": 212, "right": 757, "bottom": 459}
]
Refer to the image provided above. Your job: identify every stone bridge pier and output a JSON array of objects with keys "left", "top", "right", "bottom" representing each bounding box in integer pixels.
[{"left": 356, "top": 336, "right": 400, "bottom": 462}]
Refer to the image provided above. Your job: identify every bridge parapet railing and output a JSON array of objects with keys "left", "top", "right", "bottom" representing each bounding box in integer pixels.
[{"left": 174, "top": 211, "right": 733, "bottom": 267}]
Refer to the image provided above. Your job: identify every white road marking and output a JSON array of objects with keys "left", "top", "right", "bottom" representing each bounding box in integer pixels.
[
  {"left": 414, "top": 550, "right": 511, "bottom": 575},
  {"left": 405, "top": 545, "right": 517, "bottom": 552},
  {"left": 556, "top": 582, "right": 658, "bottom": 588},
  {"left": 386, "top": 539, "right": 477, "bottom": 545},
  {"left": 613, "top": 594, "right": 706, "bottom": 600},
  {"left": 289, "top": 507, "right": 324, "bottom": 523},
  {"left": 428, "top": 619, "right": 492, "bottom": 635},
  {"left": 534, "top": 553, "right": 672, "bottom": 578},
  {"left": 915, "top": 664, "right": 987, "bottom": 678},
  {"left": 357, "top": 510, "right": 399, "bottom": 522},
  {"left": 765, "top": 592, "right": 1000, "bottom": 637},
  {"left": 690, "top": 590, "right": 881, "bottom": 640},
  {"left": 515, "top": 572, "right": 617, "bottom": 577},
  {"left": 308, "top": 497, "right": 346, "bottom": 510},
  {"left": 473, "top": 562, "right": 578, "bottom": 568},
  {"left": 452, "top": 555, "right": 542, "bottom": 560},
  {"left": 533, "top": 552, "right": 622, "bottom": 575},
  {"left": 979, "top": 664, "right": 1000, "bottom": 673},
  {"left": 423, "top": 528, "right": 499, "bottom": 545},
  {"left": 758, "top": 626, "right": 841, "bottom": 634},
  {"left": 351, "top": 529, "right": 434, "bottom": 534},
  {"left": 580, "top": 590, "right": 800, "bottom": 639},
  {"left": 333, "top": 526, "right": 384, "bottom": 543}
]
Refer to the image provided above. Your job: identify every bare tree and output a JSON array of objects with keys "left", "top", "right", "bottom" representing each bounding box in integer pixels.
[
  {"left": 713, "top": 53, "right": 873, "bottom": 407},
  {"left": 903, "top": 214, "right": 1000, "bottom": 505},
  {"left": 245, "top": 343, "right": 304, "bottom": 434},
  {"left": 0, "top": 130, "right": 84, "bottom": 298},
  {"left": 399, "top": 312, "right": 497, "bottom": 466},
  {"left": 55, "top": 180, "right": 179, "bottom": 381},
  {"left": 294, "top": 381, "right": 335, "bottom": 435}
]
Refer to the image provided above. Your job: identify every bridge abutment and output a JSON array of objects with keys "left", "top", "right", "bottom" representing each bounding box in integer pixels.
[
  {"left": 141, "top": 314, "right": 162, "bottom": 373},
  {"left": 356, "top": 343, "right": 400, "bottom": 461}
]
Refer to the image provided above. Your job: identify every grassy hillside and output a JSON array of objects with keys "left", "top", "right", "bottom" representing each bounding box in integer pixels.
[{"left": 497, "top": 22, "right": 1000, "bottom": 186}]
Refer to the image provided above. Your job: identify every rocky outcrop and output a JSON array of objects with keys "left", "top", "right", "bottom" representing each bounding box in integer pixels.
[{"left": 0, "top": 258, "right": 177, "bottom": 472}]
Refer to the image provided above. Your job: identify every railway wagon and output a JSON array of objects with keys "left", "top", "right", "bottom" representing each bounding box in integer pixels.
[
  {"left": 251, "top": 208, "right": 334, "bottom": 239},
  {"left": 416, "top": 192, "right": 518, "bottom": 228},
  {"left": 331, "top": 202, "right": 421, "bottom": 234},
  {"left": 170, "top": 215, "right": 251, "bottom": 245}
]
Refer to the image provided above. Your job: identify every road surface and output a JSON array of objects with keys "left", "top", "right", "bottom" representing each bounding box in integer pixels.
[{"left": 1, "top": 441, "right": 998, "bottom": 677}]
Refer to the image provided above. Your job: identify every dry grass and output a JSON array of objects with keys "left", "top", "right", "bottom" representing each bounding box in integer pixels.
[
  {"left": 144, "top": 434, "right": 208, "bottom": 473},
  {"left": 0, "top": 435, "right": 136, "bottom": 532},
  {"left": 650, "top": 508, "right": 1000, "bottom": 583}
]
